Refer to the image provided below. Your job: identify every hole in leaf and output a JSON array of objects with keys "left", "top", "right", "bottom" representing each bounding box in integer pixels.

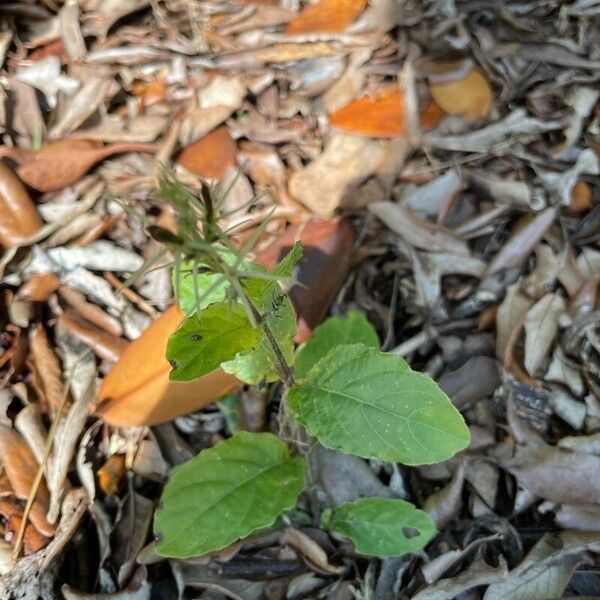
[
  {"left": 169, "top": 359, "right": 178, "bottom": 369},
  {"left": 402, "top": 527, "right": 420, "bottom": 539},
  {"left": 189, "top": 334, "right": 202, "bottom": 342}
]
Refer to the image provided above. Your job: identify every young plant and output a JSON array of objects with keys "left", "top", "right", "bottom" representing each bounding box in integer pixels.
[{"left": 153, "top": 178, "right": 470, "bottom": 559}]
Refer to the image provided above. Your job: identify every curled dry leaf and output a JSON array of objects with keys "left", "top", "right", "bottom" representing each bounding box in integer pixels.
[
  {"left": 568, "top": 180, "right": 592, "bottom": 213},
  {"left": 329, "top": 87, "right": 442, "bottom": 138},
  {"left": 429, "top": 67, "right": 493, "bottom": 120},
  {"left": 0, "top": 140, "right": 157, "bottom": 193},
  {"left": 286, "top": 0, "right": 367, "bottom": 34},
  {"left": 97, "top": 306, "right": 239, "bottom": 427},
  {"left": 0, "top": 161, "right": 42, "bottom": 248},
  {"left": 177, "top": 126, "right": 237, "bottom": 179},
  {"left": 0, "top": 425, "right": 56, "bottom": 537},
  {"left": 423, "top": 461, "right": 465, "bottom": 529}
]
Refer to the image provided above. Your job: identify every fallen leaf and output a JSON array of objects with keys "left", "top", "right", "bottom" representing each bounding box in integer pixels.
[
  {"left": 286, "top": 0, "right": 367, "bottom": 34},
  {"left": 523, "top": 293, "right": 565, "bottom": 376},
  {"left": 177, "top": 126, "right": 237, "bottom": 179},
  {"left": 568, "top": 180, "right": 592, "bottom": 213},
  {"left": 0, "top": 140, "right": 157, "bottom": 192},
  {"left": 423, "top": 462, "right": 465, "bottom": 529},
  {"left": 0, "top": 161, "right": 43, "bottom": 248},
  {"left": 329, "top": 87, "right": 442, "bottom": 138},
  {"left": 59, "top": 287, "right": 124, "bottom": 338},
  {"left": 0, "top": 425, "right": 56, "bottom": 537},
  {"left": 429, "top": 67, "right": 493, "bottom": 120},
  {"left": 29, "top": 324, "right": 64, "bottom": 418},
  {"left": 97, "top": 455, "right": 126, "bottom": 496},
  {"left": 496, "top": 284, "right": 533, "bottom": 360},
  {"left": 17, "top": 273, "right": 60, "bottom": 302},
  {"left": 280, "top": 528, "right": 345, "bottom": 575},
  {"left": 58, "top": 310, "right": 128, "bottom": 363},
  {"left": 96, "top": 306, "right": 239, "bottom": 427}
]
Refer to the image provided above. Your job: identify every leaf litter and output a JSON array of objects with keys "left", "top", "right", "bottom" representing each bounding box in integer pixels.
[{"left": 0, "top": 0, "right": 598, "bottom": 598}]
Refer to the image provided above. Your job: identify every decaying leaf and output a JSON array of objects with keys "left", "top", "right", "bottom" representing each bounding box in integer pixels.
[{"left": 97, "top": 306, "right": 239, "bottom": 426}]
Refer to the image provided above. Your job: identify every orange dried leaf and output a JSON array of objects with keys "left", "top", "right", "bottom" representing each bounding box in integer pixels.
[
  {"left": 0, "top": 425, "right": 56, "bottom": 537},
  {"left": 0, "top": 140, "right": 157, "bottom": 193},
  {"left": 29, "top": 324, "right": 64, "bottom": 417},
  {"left": 18, "top": 273, "right": 60, "bottom": 302},
  {"left": 97, "top": 306, "right": 239, "bottom": 427},
  {"left": 286, "top": 0, "right": 367, "bottom": 34},
  {"left": 567, "top": 180, "right": 592, "bottom": 213},
  {"left": 429, "top": 68, "right": 493, "bottom": 120},
  {"left": 329, "top": 88, "right": 442, "bottom": 138},
  {"left": 0, "top": 161, "right": 42, "bottom": 248},
  {"left": 177, "top": 126, "right": 237, "bottom": 180},
  {"left": 97, "top": 454, "right": 126, "bottom": 495}
]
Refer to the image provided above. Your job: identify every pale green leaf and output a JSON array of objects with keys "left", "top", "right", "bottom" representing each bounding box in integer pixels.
[
  {"left": 166, "top": 302, "right": 260, "bottom": 381},
  {"left": 322, "top": 498, "right": 436, "bottom": 557},
  {"left": 154, "top": 432, "right": 306, "bottom": 558},
  {"left": 295, "top": 311, "right": 379, "bottom": 379},
  {"left": 287, "top": 344, "right": 470, "bottom": 464},
  {"left": 222, "top": 245, "right": 302, "bottom": 384}
]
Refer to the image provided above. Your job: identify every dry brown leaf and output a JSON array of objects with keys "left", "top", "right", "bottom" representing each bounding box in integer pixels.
[
  {"left": 495, "top": 283, "right": 533, "bottom": 360},
  {"left": 97, "top": 455, "right": 126, "bottom": 496},
  {"left": 423, "top": 462, "right": 465, "bottom": 529},
  {"left": 0, "top": 140, "right": 157, "bottom": 193},
  {"left": 286, "top": 0, "right": 367, "bottom": 34},
  {"left": 329, "top": 87, "right": 442, "bottom": 137},
  {"left": 58, "top": 310, "right": 128, "bottom": 363},
  {"left": 280, "top": 528, "right": 345, "bottom": 575},
  {"left": 0, "top": 161, "right": 42, "bottom": 248},
  {"left": 0, "top": 425, "right": 56, "bottom": 537},
  {"left": 96, "top": 306, "right": 239, "bottom": 427},
  {"left": 177, "top": 126, "right": 237, "bottom": 179},
  {"left": 523, "top": 293, "right": 565, "bottom": 376},
  {"left": 17, "top": 273, "right": 60, "bottom": 303},
  {"left": 567, "top": 180, "right": 592, "bottom": 213},
  {"left": 429, "top": 67, "right": 493, "bottom": 120},
  {"left": 58, "top": 286, "right": 123, "bottom": 338},
  {"left": 29, "top": 324, "right": 64, "bottom": 417}
]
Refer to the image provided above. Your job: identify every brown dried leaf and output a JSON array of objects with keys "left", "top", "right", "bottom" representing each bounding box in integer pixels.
[
  {"left": 523, "top": 293, "right": 565, "bottom": 376},
  {"left": 429, "top": 68, "right": 493, "bottom": 120},
  {"left": 0, "top": 140, "right": 157, "bottom": 193},
  {"left": 423, "top": 462, "right": 465, "bottom": 529},
  {"left": 29, "top": 324, "right": 64, "bottom": 417},
  {"left": 280, "top": 528, "right": 345, "bottom": 575},
  {"left": 97, "top": 306, "right": 238, "bottom": 426},
  {"left": 97, "top": 455, "right": 126, "bottom": 496},
  {"left": 58, "top": 310, "right": 128, "bottom": 363},
  {"left": 177, "top": 126, "right": 237, "bottom": 179},
  {"left": 496, "top": 284, "right": 533, "bottom": 360},
  {"left": 0, "top": 161, "right": 43, "bottom": 248},
  {"left": 0, "top": 425, "right": 56, "bottom": 537},
  {"left": 286, "top": 0, "right": 367, "bottom": 34}
]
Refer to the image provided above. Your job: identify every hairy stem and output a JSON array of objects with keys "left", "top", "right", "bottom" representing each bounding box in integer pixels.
[{"left": 245, "top": 296, "right": 295, "bottom": 388}]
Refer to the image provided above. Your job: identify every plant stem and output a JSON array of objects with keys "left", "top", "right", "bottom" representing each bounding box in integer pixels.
[{"left": 245, "top": 296, "right": 295, "bottom": 388}]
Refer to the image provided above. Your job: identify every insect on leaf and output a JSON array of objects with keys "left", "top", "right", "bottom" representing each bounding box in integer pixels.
[
  {"left": 154, "top": 431, "right": 306, "bottom": 558},
  {"left": 288, "top": 343, "right": 470, "bottom": 464},
  {"left": 321, "top": 498, "right": 436, "bottom": 557},
  {"left": 295, "top": 311, "right": 379, "bottom": 379},
  {"left": 166, "top": 302, "right": 260, "bottom": 381}
]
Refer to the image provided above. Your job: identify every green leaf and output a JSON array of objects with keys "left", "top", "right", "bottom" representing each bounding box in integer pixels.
[
  {"left": 321, "top": 498, "right": 436, "bottom": 557},
  {"left": 222, "top": 244, "right": 302, "bottom": 384},
  {"left": 166, "top": 302, "right": 260, "bottom": 381},
  {"left": 287, "top": 344, "right": 470, "bottom": 464},
  {"left": 295, "top": 311, "right": 379, "bottom": 379},
  {"left": 175, "top": 250, "right": 263, "bottom": 315},
  {"left": 154, "top": 431, "right": 306, "bottom": 558}
]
